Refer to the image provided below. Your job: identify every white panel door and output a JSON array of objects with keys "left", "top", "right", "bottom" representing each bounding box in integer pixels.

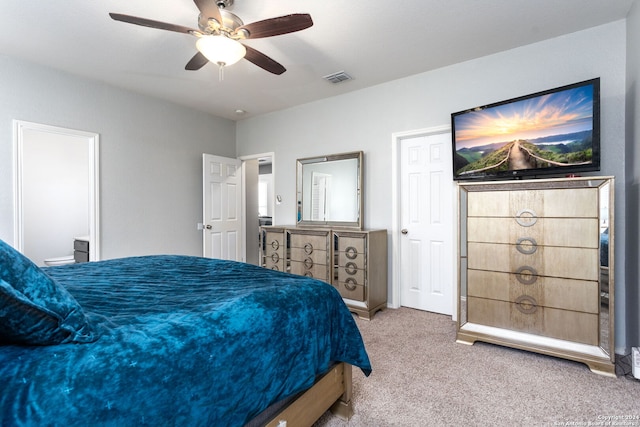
[
  {"left": 400, "top": 133, "right": 454, "bottom": 315},
  {"left": 203, "top": 154, "right": 242, "bottom": 261}
]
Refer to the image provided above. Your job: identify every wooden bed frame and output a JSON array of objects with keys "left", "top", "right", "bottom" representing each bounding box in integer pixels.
[{"left": 263, "top": 362, "right": 353, "bottom": 427}]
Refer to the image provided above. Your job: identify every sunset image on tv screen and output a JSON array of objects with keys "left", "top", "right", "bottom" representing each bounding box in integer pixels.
[{"left": 453, "top": 83, "right": 595, "bottom": 178}]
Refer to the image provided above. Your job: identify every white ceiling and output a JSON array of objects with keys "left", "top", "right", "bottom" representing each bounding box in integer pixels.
[{"left": 0, "top": 0, "right": 634, "bottom": 120}]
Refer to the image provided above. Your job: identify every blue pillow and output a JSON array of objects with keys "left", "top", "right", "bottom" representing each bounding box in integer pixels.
[{"left": 0, "top": 239, "right": 96, "bottom": 345}]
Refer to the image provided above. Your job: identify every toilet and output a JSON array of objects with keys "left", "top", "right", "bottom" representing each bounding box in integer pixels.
[{"left": 43, "top": 255, "right": 75, "bottom": 266}]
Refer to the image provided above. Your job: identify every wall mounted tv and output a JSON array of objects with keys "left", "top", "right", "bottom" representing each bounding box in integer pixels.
[{"left": 452, "top": 78, "right": 600, "bottom": 181}]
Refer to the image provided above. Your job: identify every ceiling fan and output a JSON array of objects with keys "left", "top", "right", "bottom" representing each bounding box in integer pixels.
[{"left": 109, "top": 0, "right": 313, "bottom": 78}]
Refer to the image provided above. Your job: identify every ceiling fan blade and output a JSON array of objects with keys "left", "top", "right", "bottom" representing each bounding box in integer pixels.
[
  {"left": 243, "top": 45, "right": 286, "bottom": 75},
  {"left": 109, "top": 13, "right": 197, "bottom": 34},
  {"left": 193, "top": 0, "right": 223, "bottom": 24},
  {"left": 239, "top": 14, "right": 313, "bottom": 39},
  {"left": 185, "top": 52, "right": 209, "bottom": 70}
]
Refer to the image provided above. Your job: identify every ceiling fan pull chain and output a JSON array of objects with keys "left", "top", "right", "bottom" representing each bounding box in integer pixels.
[{"left": 218, "top": 62, "right": 225, "bottom": 81}]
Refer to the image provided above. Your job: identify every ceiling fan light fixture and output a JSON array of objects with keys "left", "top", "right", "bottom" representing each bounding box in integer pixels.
[{"left": 196, "top": 35, "right": 246, "bottom": 67}]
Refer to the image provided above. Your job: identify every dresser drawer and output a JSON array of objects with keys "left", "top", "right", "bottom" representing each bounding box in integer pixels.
[
  {"left": 263, "top": 248, "right": 284, "bottom": 264},
  {"left": 262, "top": 250, "right": 285, "bottom": 271},
  {"left": 337, "top": 251, "right": 365, "bottom": 267},
  {"left": 337, "top": 234, "right": 366, "bottom": 254},
  {"left": 290, "top": 261, "right": 330, "bottom": 281},
  {"left": 290, "top": 247, "right": 328, "bottom": 265},
  {"left": 263, "top": 259, "right": 285, "bottom": 271},
  {"left": 468, "top": 188, "right": 598, "bottom": 218},
  {"left": 467, "top": 217, "right": 599, "bottom": 248},
  {"left": 335, "top": 280, "right": 365, "bottom": 301},
  {"left": 290, "top": 233, "right": 329, "bottom": 253},
  {"left": 467, "top": 269, "right": 599, "bottom": 314},
  {"left": 337, "top": 264, "right": 365, "bottom": 286},
  {"left": 468, "top": 242, "right": 599, "bottom": 281},
  {"left": 467, "top": 296, "right": 598, "bottom": 345},
  {"left": 264, "top": 231, "right": 285, "bottom": 254}
]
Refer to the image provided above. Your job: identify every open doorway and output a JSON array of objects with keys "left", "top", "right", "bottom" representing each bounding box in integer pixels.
[
  {"left": 13, "top": 120, "right": 100, "bottom": 266},
  {"left": 241, "top": 153, "right": 274, "bottom": 265}
]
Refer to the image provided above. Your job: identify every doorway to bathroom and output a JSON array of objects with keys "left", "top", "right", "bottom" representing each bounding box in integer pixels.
[
  {"left": 239, "top": 152, "right": 274, "bottom": 266},
  {"left": 13, "top": 120, "right": 100, "bottom": 266}
]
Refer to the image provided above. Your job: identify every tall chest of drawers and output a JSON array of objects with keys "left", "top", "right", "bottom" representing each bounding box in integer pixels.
[
  {"left": 456, "top": 177, "right": 615, "bottom": 376},
  {"left": 260, "top": 226, "right": 388, "bottom": 319}
]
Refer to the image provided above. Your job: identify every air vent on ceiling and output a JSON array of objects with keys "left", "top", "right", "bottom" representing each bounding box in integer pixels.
[{"left": 323, "top": 71, "right": 353, "bottom": 84}]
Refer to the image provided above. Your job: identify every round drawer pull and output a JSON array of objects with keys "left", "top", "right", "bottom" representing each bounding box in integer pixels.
[
  {"left": 270, "top": 240, "right": 280, "bottom": 250},
  {"left": 515, "top": 237, "right": 538, "bottom": 255},
  {"left": 515, "top": 295, "right": 538, "bottom": 314},
  {"left": 303, "top": 257, "right": 314, "bottom": 269},
  {"left": 515, "top": 266, "right": 538, "bottom": 285},
  {"left": 344, "top": 278, "right": 358, "bottom": 291},
  {"left": 345, "top": 262, "right": 358, "bottom": 275},
  {"left": 345, "top": 246, "right": 358, "bottom": 259},
  {"left": 304, "top": 243, "right": 314, "bottom": 254},
  {"left": 515, "top": 209, "right": 538, "bottom": 227},
  {"left": 271, "top": 252, "right": 280, "bottom": 263}
]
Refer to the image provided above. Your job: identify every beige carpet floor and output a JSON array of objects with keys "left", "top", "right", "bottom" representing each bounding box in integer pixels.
[{"left": 314, "top": 307, "right": 640, "bottom": 426}]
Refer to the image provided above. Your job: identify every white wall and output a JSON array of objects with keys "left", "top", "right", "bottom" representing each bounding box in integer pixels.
[
  {"left": 626, "top": 0, "right": 640, "bottom": 349},
  {"left": 0, "top": 55, "right": 236, "bottom": 259},
  {"left": 236, "top": 22, "right": 630, "bottom": 349}
]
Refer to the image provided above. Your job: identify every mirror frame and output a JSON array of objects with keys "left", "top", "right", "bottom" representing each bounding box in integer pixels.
[{"left": 296, "top": 151, "right": 363, "bottom": 229}]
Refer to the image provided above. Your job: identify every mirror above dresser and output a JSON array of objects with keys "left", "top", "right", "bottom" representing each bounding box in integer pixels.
[{"left": 296, "top": 151, "right": 363, "bottom": 229}]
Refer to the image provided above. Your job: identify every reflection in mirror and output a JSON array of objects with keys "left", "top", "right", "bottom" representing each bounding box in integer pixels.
[{"left": 296, "top": 151, "right": 363, "bottom": 229}]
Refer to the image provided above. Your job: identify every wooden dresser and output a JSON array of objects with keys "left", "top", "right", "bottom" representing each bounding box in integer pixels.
[
  {"left": 260, "top": 226, "right": 387, "bottom": 319},
  {"left": 456, "top": 177, "right": 615, "bottom": 376}
]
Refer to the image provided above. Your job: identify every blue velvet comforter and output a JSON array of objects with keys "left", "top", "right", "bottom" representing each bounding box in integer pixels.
[{"left": 0, "top": 255, "right": 371, "bottom": 427}]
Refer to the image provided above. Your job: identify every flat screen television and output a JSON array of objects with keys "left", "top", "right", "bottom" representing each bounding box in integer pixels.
[{"left": 451, "top": 78, "right": 600, "bottom": 181}]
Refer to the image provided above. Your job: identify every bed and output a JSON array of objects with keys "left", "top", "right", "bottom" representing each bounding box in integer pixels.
[{"left": 0, "top": 239, "right": 372, "bottom": 427}]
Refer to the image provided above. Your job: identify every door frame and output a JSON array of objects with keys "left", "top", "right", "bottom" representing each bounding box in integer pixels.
[
  {"left": 390, "top": 124, "right": 458, "bottom": 319},
  {"left": 239, "top": 152, "right": 276, "bottom": 263},
  {"left": 13, "top": 120, "right": 100, "bottom": 261}
]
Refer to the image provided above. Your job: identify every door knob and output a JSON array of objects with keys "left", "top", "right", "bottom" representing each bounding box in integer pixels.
[
  {"left": 205, "top": 224, "right": 212, "bottom": 230},
  {"left": 401, "top": 229, "right": 408, "bottom": 235}
]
